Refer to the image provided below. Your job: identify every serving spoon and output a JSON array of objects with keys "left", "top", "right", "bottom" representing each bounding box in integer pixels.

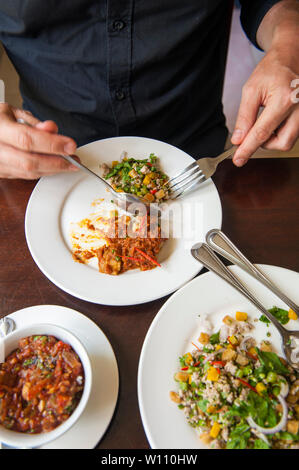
[{"left": 191, "top": 242, "right": 299, "bottom": 371}]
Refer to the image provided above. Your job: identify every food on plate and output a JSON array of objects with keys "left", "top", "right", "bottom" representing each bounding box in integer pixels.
[
  {"left": 0, "top": 335, "right": 84, "bottom": 434},
  {"left": 170, "top": 311, "right": 299, "bottom": 449},
  {"left": 259, "top": 306, "right": 298, "bottom": 325},
  {"left": 100, "top": 152, "right": 171, "bottom": 202},
  {"left": 70, "top": 207, "right": 166, "bottom": 275}
]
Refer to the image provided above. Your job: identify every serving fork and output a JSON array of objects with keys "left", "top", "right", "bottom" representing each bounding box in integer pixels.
[
  {"left": 167, "top": 146, "right": 237, "bottom": 199},
  {"left": 206, "top": 229, "right": 299, "bottom": 316},
  {"left": 191, "top": 241, "right": 299, "bottom": 371}
]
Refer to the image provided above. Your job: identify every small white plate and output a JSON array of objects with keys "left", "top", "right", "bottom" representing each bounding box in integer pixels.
[
  {"left": 1, "top": 305, "right": 119, "bottom": 449},
  {"left": 25, "top": 136, "right": 222, "bottom": 306},
  {"left": 138, "top": 265, "right": 299, "bottom": 449}
]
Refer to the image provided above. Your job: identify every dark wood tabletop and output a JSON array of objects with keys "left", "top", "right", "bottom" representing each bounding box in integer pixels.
[{"left": 0, "top": 157, "right": 299, "bottom": 449}]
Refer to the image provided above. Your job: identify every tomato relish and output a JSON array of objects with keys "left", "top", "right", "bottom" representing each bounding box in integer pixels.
[{"left": 0, "top": 335, "right": 84, "bottom": 434}]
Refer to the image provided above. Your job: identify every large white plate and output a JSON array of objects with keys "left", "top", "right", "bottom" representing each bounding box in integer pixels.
[
  {"left": 25, "top": 137, "right": 222, "bottom": 306},
  {"left": 138, "top": 265, "right": 299, "bottom": 449},
  {"left": 2, "top": 305, "right": 119, "bottom": 449}
]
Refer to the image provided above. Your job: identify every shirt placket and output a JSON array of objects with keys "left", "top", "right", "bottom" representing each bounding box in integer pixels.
[{"left": 107, "top": 0, "right": 136, "bottom": 134}]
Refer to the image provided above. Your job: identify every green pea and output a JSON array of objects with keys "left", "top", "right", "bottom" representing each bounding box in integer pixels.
[
  {"left": 266, "top": 371, "right": 277, "bottom": 383},
  {"left": 242, "top": 366, "right": 253, "bottom": 376},
  {"left": 272, "top": 385, "right": 281, "bottom": 396},
  {"left": 236, "top": 369, "right": 244, "bottom": 378},
  {"left": 249, "top": 377, "right": 257, "bottom": 386}
]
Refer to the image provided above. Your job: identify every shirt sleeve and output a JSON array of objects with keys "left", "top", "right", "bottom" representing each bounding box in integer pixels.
[{"left": 239, "top": 0, "right": 282, "bottom": 50}]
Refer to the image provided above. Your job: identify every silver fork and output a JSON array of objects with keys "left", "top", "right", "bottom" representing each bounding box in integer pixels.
[
  {"left": 191, "top": 242, "right": 299, "bottom": 371},
  {"left": 206, "top": 228, "right": 299, "bottom": 316},
  {"left": 17, "top": 119, "right": 152, "bottom": 211},
  {"left": 167, "top": 146, "right": 237, "bottom": 199}
]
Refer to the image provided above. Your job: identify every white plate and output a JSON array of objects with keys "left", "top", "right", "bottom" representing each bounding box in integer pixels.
[
  {"left": 2, "top": 305, "right": 119, "bottom": 449},
  {"left": 138, "top": 265, "right": 299, "bottom": 449},
  {"left": 25, "top": 136, "right": 222, "bottom": 306}
]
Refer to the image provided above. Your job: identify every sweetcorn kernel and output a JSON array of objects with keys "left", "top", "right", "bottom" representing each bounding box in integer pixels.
[
  {"left": 248, "top": 347, "right": 257, "bottom": 357},
  {"left": 207, "top": 366, "right": 220, "bottom": 382},
  {"left": 210, "top": 422, "right": 221, "bottom": 438},
  {"left": 289, "top": 309, "right": 298, "bottom": 321},
  {"left": 207, "top": 405, "right": 217, "bottom": 413},
  {"left": 236, "top": 311, "right": 248, "bottom": 321},
  {"left": 256, "top": 382, "right": 267, "bottom": 394},
  {"left": 228, "top": 335, "right": 238, "bottom": 345},
  {"left": 184, "top": 352, "right": 193, "bottom": 365}
]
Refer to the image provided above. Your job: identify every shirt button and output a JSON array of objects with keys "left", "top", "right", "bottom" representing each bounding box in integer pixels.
[
  {"left": 115, "top": 89, "right": 126, "bottom": 101},
  {"left": 113, "top": 20, "right": 125, "bottom": 32}
]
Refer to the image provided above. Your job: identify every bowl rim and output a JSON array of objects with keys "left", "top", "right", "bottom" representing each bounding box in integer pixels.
[{"left": 0, "top": 322, "right": 92, "bottom": 448}]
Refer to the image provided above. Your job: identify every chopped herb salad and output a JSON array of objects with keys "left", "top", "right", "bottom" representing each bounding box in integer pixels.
[
  {"left": 100, "top": 152, "right": 170, "bottom": 203},
  {"left": 170, "top": 311, "right": 299, "bottom": 449}
]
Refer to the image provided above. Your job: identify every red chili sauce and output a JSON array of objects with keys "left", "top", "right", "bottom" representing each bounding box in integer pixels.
[{"left": 0, "top": 335, "right": 84, "bottom": 433}]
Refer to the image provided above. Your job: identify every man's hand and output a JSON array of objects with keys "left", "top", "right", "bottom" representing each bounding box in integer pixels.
[
  {"left": 232, "top": 0, "right": 299, "bottom": 167},
  {"left": 0, "top": 104, "right": 78, "bottom": 179}
]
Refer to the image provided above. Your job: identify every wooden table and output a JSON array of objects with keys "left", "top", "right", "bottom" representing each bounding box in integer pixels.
[{"left": 0, "top": 158, "right": 299, "bottom": 449}]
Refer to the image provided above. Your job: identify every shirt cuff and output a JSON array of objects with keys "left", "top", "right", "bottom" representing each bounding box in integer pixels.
[{"left": 240, "top": 0, "right": 281, "bottom": 50}]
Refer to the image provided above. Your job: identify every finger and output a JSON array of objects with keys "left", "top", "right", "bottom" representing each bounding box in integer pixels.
[
  {"left": 0, "top": 107, "right": 76, "bottom": 155},
  {"left": 233, "top": 98, "right": 292, "bottom": 167},
  {"left": 0, "top": 143, "right": 79, "bottom": 179},
  {"left": 231, "top": 84, "right": 261, "bottom": 145},
  {"left": 262, "top": 107, "right": 299, "bottom": 152},
  {"left": 12, "top": 108, "right": 59, "bottom": 134},
  {"left": 35, "top": 120, "right": 59, "bottom": 134},
  {"left": 12, "top": 107, "right": 41, "bottom": 127}
]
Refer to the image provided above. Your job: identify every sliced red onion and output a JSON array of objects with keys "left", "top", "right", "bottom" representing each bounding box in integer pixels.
[
  {"left": 277, "top": 375, "right": 289, "bottom": 398},
  {"left": 251, "top": 429, "right": 270, "bottom": 446},
  {"left": 219, "top": 325, "right": 229, "bottom": 343},
  {"left": 240, "top": 336, "right": 256, "bottom": 352},
  {"left": 247, "top": 395, "right": 288, "bottom": 435}
]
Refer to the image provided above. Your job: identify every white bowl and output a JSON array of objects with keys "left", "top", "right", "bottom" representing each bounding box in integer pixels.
[{"left": 0, "top": 323, "right": 92, "bottom": 448}]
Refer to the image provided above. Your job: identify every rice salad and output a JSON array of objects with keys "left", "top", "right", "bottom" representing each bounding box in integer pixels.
[
  {"left": 170, "top": 310, "right": 299, "bottom": 449},
  {"left": 100, "top": 152, "right": 170, "bottom": 203}
]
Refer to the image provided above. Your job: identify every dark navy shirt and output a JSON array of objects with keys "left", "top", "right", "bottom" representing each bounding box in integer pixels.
[{"left": 0, "top": 1, "right": 279, "bottom": 157}]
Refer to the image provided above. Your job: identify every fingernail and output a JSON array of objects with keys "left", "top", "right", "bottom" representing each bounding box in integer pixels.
[
  {"left": 35, "top": 122, "right": 44, "bottom": 129},
  {"left": 64, "top": 142, "right": 76, "bottom": 154},
  {"left": 234, "top": 158, "right": 246, "bottom": 167},
  {"left": 232, "top": 129, "right": 244, "bottom": 143}
]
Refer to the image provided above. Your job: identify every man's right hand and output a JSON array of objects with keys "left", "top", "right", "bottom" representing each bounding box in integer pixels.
[{"left": 0, "top": 103, "right": 78, "bottom": 179}]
